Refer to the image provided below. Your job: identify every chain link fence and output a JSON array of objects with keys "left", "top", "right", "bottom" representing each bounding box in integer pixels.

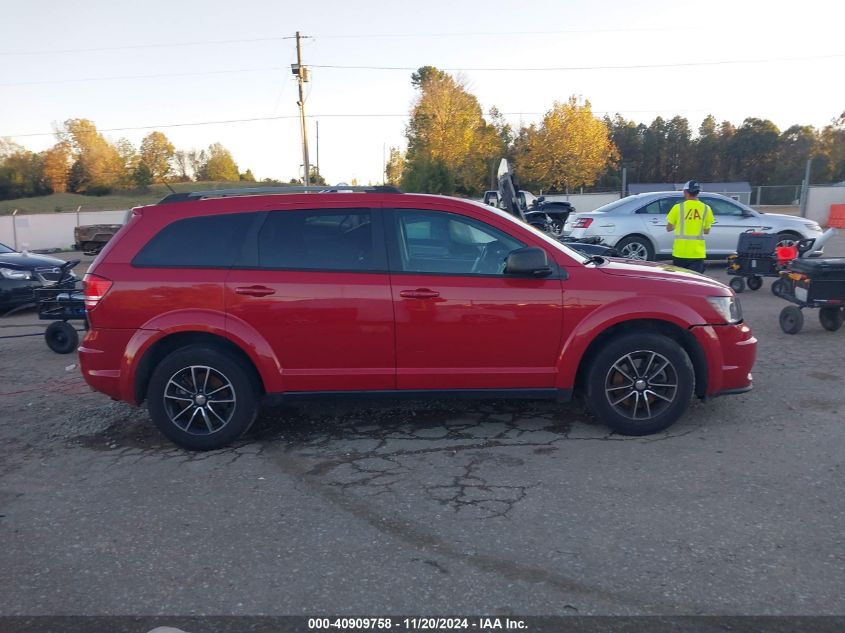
[{"left": 752, "top": 185, "right": 803, "bottom": 206}]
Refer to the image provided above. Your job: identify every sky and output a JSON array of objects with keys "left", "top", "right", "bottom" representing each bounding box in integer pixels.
[{"left": 1, "top": 0, "right": 843, "bottom": 185}]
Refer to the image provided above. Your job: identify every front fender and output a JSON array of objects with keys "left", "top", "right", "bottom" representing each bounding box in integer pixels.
[{"left": 554, "top": 296, "right": 705, "bottom": 389}]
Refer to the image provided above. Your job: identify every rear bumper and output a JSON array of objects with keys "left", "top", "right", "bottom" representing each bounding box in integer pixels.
[
  {"left": 690, "top": 322, "right": 757, "bottom": 396},
  {"left": 78, "top": 328, "right": 135, "bottom": 403}
]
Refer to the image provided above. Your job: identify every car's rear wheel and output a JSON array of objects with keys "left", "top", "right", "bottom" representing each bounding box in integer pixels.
[
  {"left": 147, "top": 345, "right": 259, "bottom": 450},
  {"left": 585, "top": 333, "right": 694, "bottom": 436},
  {"left": 616, "top": 236, "right": 655, "bottom": 261}
]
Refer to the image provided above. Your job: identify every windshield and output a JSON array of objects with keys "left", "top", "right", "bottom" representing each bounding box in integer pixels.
[{"left": 0, "top": 242, "right": 15, "bottom": 254}]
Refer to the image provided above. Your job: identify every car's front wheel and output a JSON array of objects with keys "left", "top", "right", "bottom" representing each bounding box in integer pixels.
[
  {"left": 585, "top": 333, "right": 694, "bottom": 436},
  {"left": 615, "top": 236, "right": 655, "bottom": 261},
  {"left": 147, "top": 345, "right": 259, "bottom": 450}
]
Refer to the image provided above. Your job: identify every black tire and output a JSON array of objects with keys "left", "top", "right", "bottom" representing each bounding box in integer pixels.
[
  {"left": 44, "top": 321, "right": 78, "bottom": 354},
  {"left": 729, "top": 277, "right": 745, "bottom": 293},
  {"left": 585, "top": 333, "right": 694, "bottom": 436},
  {"left": 147, "top": 345, "right": 260, "bottom": 451},
  {"left": 819, "top": 307, "right": 843, "bottom": 332},
  {"left": 779, "top": 306, "right": 804, "bottom": 335},
  {"left": 615, "top": 236, "right": 655, "bottom": 261},
  {"left": 771, "top": 278, "right": 785, "bottom": 297},
  {"left": 747, "top": 275, "right": 763, "bottom": 291}
]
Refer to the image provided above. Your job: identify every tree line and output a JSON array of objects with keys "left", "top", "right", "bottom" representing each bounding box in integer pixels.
[
  {"left": 0, "top": 119, "right": 256, "bottom": 201},
  {"left": 387, "top": 66, "right": 845, "bottom": 197}
]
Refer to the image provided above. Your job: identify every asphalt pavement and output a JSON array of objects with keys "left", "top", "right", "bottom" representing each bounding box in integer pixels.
[{"left": 0, "top": 236, "right": 843, "bottom": 617}]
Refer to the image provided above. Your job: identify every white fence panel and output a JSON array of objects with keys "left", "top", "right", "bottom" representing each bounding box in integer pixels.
[
  {"left": 806, "top": 186, "right": 845, "bottom": 225},
  {"left": 0, "top": 209, "right": 129, "bottom": 251},
  {"left": 544, "top": 193, "right": 621, "bottom": 213}
]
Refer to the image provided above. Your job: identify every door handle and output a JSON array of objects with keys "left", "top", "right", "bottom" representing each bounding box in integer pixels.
[
  {"left": 399, "top": 288, "right": 440, "bottom": 299},
  {"left": 234, "top": 285, "right": 275, "bottom": 297}
]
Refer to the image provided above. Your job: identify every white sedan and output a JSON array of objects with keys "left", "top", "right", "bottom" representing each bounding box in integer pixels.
[{"left": 566, "top": 192, "right": 824, "bottom": 260}]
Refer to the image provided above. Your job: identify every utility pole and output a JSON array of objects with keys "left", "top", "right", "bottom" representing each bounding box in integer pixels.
[
  {"left": 800, "top": 158, "right": 812, "bottom": 218},
  {"left": 291, "top": 31, "right": 311, "bottom": 186},
  {"left": 315, "top": 120, "right": 320, "bottom": 176}
]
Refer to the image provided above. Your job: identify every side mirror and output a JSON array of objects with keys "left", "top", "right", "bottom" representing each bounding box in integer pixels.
[{"left": 504, "top": 247, "right": 553, "bottom": 277}]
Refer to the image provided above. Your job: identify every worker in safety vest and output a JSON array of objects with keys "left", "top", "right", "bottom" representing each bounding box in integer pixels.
[{"left": 665, "top": 180, "right": 714, "bottom": 273}]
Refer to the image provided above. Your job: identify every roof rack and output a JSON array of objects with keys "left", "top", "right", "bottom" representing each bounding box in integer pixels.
[{"left": 158, "top": 185, "right": 402, "bottom": 204}]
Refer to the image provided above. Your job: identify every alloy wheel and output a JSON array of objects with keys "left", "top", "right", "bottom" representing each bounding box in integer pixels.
[
  {"left": 604, "top": 350, "right": 679, "bottom": 421},
  {"left": 163, "top": 365, "right": 237, "bottom": 435},
  {"left": 619, "top": 242, "right": 649, "bottom": 260}
]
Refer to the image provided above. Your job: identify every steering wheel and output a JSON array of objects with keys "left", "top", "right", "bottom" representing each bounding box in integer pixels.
[{"left": 471, "top": 240, "right": 508, "bottom": 274}]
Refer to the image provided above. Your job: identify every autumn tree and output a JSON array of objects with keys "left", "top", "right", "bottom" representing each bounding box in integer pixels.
[
  {"left": 403, "top": 66, "right": 504, "bottom": 195},
  {"left": 114, "top": 138, "right": 139, "bottom": 188},
  {"left": 139, "top": 131, "right": 175, "bottom": 182},
  {"left": 58, "top": 118, "right": 124, "bottom": 193},
  {"left": 198, "top": 143, "right": 239, "bottom": 181},
  {"left": 42, "top": 141, "right": 73, "bottom": 193},
  {"left": 514, "top": 97, "right": 618, "bottom": 191},
  {"left": 0, "top": 149, "right": 48, "bottom": 199},
  {"left": 384, "top": 147, "right": 405, "bottom": 186},
  {"left": 239, "top": 169, "right": 256, "bottom": 182}
]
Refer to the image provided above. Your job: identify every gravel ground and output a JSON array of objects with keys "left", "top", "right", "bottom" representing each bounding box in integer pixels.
[{"left": 0, "top": 237, "right": 843, "bottom": 616}]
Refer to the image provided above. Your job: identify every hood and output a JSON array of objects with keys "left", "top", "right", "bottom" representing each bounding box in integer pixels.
[
  {"left": 0, "top": 251, "right": 67, "bottom": 271},
  {"left": 595, "top": 257, "right": 731, "bottom": 293}
]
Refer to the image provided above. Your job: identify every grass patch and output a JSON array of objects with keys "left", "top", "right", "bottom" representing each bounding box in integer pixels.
[{"left": 0, "top": 181, "right": 267, "bottom": 215}]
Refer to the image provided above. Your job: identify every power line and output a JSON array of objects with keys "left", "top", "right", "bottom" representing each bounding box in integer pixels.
[
  {"left": 3, "top": 109, "right": 713, "bottom": 139},
  {"left": 6, "top": 52, "right": 841, "bottom": 87},
  {"left": 0, "top": 26, "right": 714, "bottom": 56},
  {"left": 0, "top": 66, "right": 286, "bottom": 87},
  {"left": 310, "top": 52, "right": 845, "bottom": 72},
  {"left": 0, "top": 36, "right": 287, "bottom": 57}
]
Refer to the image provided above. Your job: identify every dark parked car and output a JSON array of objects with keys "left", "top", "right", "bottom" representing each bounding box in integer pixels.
[
  {"left": 79, "top": 186, "right": 756, "bottom": 450},
  {"left": 0, "top": 243, "right": 76, "bottom": 313}
]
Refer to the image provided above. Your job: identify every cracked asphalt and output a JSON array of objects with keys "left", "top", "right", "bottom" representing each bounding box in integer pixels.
[{"left": 0, "top": 236, "right": 843, "bottom": 616}]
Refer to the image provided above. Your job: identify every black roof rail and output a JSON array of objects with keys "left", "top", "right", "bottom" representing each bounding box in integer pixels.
[{"left": 158, "top": 185, "right": 402, "bottom": 204}]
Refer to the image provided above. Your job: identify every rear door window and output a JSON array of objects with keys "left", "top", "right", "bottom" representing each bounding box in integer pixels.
[
  {"left": 257, "top": 209, "right": 386, "bottom": 271},
  {"left": 133, "top": 213, "right": 256, "bottom": 268},
  {"left": 637, "top": 197, "right": 678, "bottom": 214}
]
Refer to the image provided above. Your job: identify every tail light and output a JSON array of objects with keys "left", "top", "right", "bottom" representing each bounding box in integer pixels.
[
  {"left": 83, "top": 273, "right": 113, "bottom": 310},
  {"left": 572, "top": 218, "right": 593, "bottom": 229}
]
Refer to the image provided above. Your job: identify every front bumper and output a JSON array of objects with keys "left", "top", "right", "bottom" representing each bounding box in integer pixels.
[{"left": 690, "top": 322, "right": 757, "bottom": 397}]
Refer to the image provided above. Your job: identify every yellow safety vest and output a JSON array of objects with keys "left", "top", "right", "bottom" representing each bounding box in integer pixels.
[{"left": 666, "top": 200, "right": 714, "bottom": 259}]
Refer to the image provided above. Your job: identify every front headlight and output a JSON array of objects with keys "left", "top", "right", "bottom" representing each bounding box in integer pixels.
[
  {"left": 707, "top": 296, "right": 742, "bottom": 324},
  {"left": 804, "top": 222, "right": 822, "bottom": 232},
  {"left": 0, "top": 267, "right": 33, "bottom": 280}
]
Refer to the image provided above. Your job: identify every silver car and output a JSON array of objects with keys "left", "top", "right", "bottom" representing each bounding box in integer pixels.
[{"left": 566, "top": 192, "right": 824, "bottom": 260}]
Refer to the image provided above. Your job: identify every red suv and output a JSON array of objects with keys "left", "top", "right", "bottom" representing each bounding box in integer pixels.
[{"left": 79, "top": 187, "right": 756, "bottom": 450}]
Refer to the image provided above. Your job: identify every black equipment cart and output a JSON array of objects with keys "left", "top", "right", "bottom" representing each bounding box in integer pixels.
[
  {"left": 726, "top": 231, "right": 787, "bottom": 294},
  {"left": 777, "top": 257, "right": 845, "bottom": 334},
  {"left": 35, "top": 259, "right": 86, "bottom": 353}
]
